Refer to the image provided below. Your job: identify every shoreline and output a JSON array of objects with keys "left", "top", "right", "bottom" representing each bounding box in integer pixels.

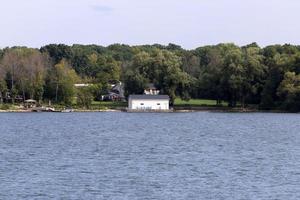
[{"left": 0, "top": 107, "right": 295, "bottom": 113}]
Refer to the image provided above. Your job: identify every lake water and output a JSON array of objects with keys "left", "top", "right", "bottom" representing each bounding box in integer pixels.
[{"left": 0, "top": 112, "right": 300, "bottom": 200}]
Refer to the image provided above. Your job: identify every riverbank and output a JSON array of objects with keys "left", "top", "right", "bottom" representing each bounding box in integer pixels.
[
  {"left": 0, "top": 107, "right": 291, "bottom": 113},
  {"left": 0, "top": 109, "right": 122, "bottom": 113}
]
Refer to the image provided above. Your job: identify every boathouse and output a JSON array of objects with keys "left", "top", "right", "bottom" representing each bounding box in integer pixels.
[{"left": 128, "top": 95, "right": 169, "bottom": 111}]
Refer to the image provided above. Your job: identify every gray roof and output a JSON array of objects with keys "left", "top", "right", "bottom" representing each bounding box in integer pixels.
[
  {"left": 24, "top": 99, "right": 37, "bottom": 103},
  {"left": 145, "top": 83, "right": 157, "bottom": 90},
  {"left": 129, "top": 95, "right": 169, "bottom": 100}
]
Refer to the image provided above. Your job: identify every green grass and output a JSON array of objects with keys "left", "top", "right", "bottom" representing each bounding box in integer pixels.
[
  {"left": 174, "top": 98, "right": 227, "bottom": 107},
  {"left": 94, "top": 99, "right": 225, "bottom": 109},
  {"left": 0, "top": 104, "right": 12, "bottom": 110},
  {"left": 0, "top": 103, "right": 23, "bottom": 110}
]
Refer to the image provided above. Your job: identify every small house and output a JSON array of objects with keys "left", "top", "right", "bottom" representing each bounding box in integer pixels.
[
  {"left": 24, "top": 99, "right": 37, "bottom": 108},
  {"left": 128, "top": 95, "right": 169, "bottom": 111},
  {"left": 102, "top": 81, "right": 125, "bottom": 101},
  {"left": 144, "top": 83, "right": 160, "bottom": 95}
]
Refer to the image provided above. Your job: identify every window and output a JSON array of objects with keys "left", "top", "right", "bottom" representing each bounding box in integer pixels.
[
  {"left": 140, "top": 103, "right": 144, "bottom": 105},
  {"left": 157, "top": 103, "right": 160, "bottom": 105}
]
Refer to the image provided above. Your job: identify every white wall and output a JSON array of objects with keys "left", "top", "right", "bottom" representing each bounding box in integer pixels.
[{"left": 129, "top": 99, "right": 169, "bottom": 110}]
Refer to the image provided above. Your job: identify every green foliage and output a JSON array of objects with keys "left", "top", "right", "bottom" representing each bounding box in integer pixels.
[
  {"left": 0, "top": 79, "right": 7, "bottom": 104},
  {"left": 88, "top": 83, "right": 104, "bottom": 101},
  {"left": 77, "top": 86, "right": 94, "bottom": 109},
  {"left": 2, "top": 43, "right": 300, "bottom": 111},
  {"left": 44, "top": 59, "right": 78, "bottom": 105},
  {"left": 0, "top": 48, "right": 48, "bottom": 102},
  {"left": 40, "top": 44, "right": 72, "bottom": 64},
  {"left": 123, "top": 49, "right": 192, "bottom": 104},
  {"left": 124, "top": 69, "right": 148, "bottom": 97},
  {"left": 277, "top": 72, "right": 300, "bottom": 111},
  {"left": 0, "top": 103, "right": 10, "bottom": 110}
]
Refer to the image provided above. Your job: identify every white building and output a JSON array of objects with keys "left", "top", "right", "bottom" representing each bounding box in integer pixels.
[{"left": 128, "top": 95, "right": 169, "bottom": 110}]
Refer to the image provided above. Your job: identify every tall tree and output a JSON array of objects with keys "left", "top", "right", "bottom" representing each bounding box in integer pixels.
[
  {"left": 124, "top": 69, "right": 148, "bottom": 97},
  {"left": 0, "top": 64, "right": 7, "bottom": 104},
  {"left": 1, "top": 48, "right": 24, "bottom": 103},
  {"left": 197, "top": 46, "right": 224, "bottom": 104},
  {"left": 241, "top": 45, "right": 266, "bottom": 106},
  {"left": 219, "top": 44, "right": 244, "bottom": 107},
  {"left": 277, "top": 71, "right": 300, "bottom": 111},
  {"left": 23, "top": 50, "right": 49, "bottom": 101},
  {"left": 45, "top": 59, "right": 78, "bottom": 105}
]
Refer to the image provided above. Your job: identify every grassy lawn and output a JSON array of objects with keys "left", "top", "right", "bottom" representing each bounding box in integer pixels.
[
  {"left": 0, "top": 104, "right": 19, "bottom": 110},
  {"left": 91, "top": 99, "right": 226, "bottom": 109},
  {"left": 174, "top": 98, "right": 227, "bottom": 107}
]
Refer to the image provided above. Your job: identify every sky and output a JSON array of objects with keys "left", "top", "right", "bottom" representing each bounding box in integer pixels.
[{"left": 0, "top": 0, "right": 300, "bottom": 49}]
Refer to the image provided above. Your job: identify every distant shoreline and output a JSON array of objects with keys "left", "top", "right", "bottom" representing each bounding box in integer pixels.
[{"left": 0, "top": 107, "right": 294, "bottom": 113}]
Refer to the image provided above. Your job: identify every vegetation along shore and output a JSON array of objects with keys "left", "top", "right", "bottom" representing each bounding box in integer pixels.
[{"left": 1, "top": 43, "right": 300, "bottom": 112}]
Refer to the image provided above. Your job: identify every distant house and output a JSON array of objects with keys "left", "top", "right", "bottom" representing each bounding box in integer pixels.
[
  {"left": 102, "top": 81, "right": 125, "bottom": 101},
  {"left": 128, "top": 95, "right": 169, "bottom": 110},
  {"left": 144, "top": 83, "right": 160, "bottom": 95},
  {"left": 2, "top": 91, "right": 23, "bottom": 103},
  {"left": 24, "top": 99, "right": 37, "bottom": 108}
]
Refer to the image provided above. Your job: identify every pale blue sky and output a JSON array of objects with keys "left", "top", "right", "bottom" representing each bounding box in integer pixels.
[{"left": 0, "top": 0, "right": 299, "bottom": 49}]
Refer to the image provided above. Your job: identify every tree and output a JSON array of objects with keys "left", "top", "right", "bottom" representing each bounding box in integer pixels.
[
  {"left": 45, "top": 59, "right": 78, "bottom": 105},
  {"left": 40, "top": 44, "right": 72, "bottom": 64},
  {"left": 197, "top": 46, "right": 224, "bottom": 104},
  {"left": 0, "top": 64, "right": 7, "bottom": 104},
  {"left": 124, "top": 69, "right": 148, "bottom": 97},
  {"left": 218, "top": 44, "right": 244, "bottom": 107},
  {"left": 151, "top": 49, "right": 191, "bottom": 104},
  {"left": 1, "top": 48, "right": 24, "bottom": 103},
  {"left": 1, "top": 48, "right": 49, "bottom": 102},
  {"left": 241, "top": 45, "right": 266, "bottom": 106},
  {"left": 107, "top": 44, "right": 134, "bottom": 62},
  {"left": 20, "top": 49, "right": 49, "bottom": 101},
  {"left": 77, "top": 86, "right": 94, "bottom": 109},
  {"left": 182, "top": 51, "right": 201, "bottom": 78},
  {"left": 260, "top": 45, "right": 297, "bottom": 109},
  {"left": 94, "top": 55, "right": 121, "bottom": 84},
  {"left": 277, "top": 72, "right": 300, "bottom": 111}
]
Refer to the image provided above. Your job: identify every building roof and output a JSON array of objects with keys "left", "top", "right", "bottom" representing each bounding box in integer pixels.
[
  {"left": 129, "top": 95, "right": 169, "bottom": 100},
  {"left": 145, "top": 83, "right": 157, "bottom": 90},
  {"left": 24, "top": 99, "right": 37, "bottom": 103}
]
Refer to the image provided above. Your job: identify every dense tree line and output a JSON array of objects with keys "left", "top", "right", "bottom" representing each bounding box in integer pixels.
[{"left": 1, "top": 43, "right": 300, "bottom": 111}]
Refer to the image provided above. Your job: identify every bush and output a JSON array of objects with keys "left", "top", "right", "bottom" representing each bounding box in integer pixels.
[
  {"left": 77, "top": 87, "right": 94, "bottom": 109},
  {"left": 0, "top": 104, "right": 11, "bottom": 110}
]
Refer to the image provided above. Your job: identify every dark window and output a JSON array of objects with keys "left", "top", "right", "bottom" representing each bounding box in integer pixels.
[
  {"left": 157, "top": 103, "right": 160, "bottom": 105},
  {"left": 140, "top": 103, "right": 144, "bottom": 105}
]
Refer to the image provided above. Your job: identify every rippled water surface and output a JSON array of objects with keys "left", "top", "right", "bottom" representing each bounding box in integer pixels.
[{"left": 0, "top": 112, "right": 300, "bottom": 199}]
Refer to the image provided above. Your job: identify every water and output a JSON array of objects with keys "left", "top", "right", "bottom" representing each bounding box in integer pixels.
[{"left": 0, "top": 112, "right": 300, "bottom": 200}]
